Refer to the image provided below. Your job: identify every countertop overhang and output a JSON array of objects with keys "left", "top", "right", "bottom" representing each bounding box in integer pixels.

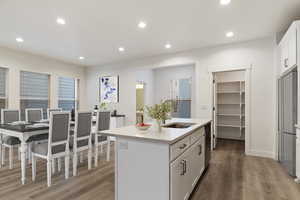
[{"left": 100, "top": 118, "right": 212, "bottom": 144}]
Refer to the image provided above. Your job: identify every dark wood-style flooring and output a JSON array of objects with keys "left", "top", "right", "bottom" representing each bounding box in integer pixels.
[{"left": 0, "top": 139, "right": 299, "bottom": 200}]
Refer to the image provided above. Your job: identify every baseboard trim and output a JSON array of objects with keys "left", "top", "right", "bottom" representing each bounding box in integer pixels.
[{"left": 247, "top": 150, "right": 276, "bottom": 159}]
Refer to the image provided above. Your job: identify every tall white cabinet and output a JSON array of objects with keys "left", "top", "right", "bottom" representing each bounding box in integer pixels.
[
  {"left": 213, "top": 70, "right": 246, "bottom": 141},
  {"left": 279, "top": 21, "right": 298, "bottom": 74}
]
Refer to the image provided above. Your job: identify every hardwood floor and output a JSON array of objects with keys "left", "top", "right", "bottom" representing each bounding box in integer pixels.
[
  {"left": 191, "top": 139, "right": 300, "bottom": 200},
  {"left": 0, "top": 140, "right": 299, "bottom": 200}
]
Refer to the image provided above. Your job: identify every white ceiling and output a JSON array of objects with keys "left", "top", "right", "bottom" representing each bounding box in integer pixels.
[{"left": 0, "top": 0, "right": 300, "bottom": 67}]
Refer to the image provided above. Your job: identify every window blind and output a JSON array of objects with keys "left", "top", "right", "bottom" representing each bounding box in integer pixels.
[
  {"left": 20, "top": 71, "right": 49, "bottom": 119},
  {"left": 0, "top": 67, "right": 7, "bottom": 98},
  {"left": 58, "top": 77, "right": 76, "bottom": 111},
  {"left": 0, "top": 67, "right": 7, "bottom": 121},
  {"left": 20, "top": 71, "right": 49, "bottom": 99}
]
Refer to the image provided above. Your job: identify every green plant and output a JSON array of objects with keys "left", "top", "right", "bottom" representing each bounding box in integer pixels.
[
  {"left": 99, "top": 102, "right": 108, "bottom": 111},
  {"left": 145, "top": 101, "right": 172, "bottom": 121}
]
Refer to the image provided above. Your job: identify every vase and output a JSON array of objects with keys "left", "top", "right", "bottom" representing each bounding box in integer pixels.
[{"left": 154, "top": 119, "right": 162, "bottom": 132}]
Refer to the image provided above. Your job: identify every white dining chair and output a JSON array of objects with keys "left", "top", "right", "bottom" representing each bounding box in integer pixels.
[
  {"left": 94, "top": 111, "right": 111, "bottom": 167},
  {"left": 71, "top": 111, "right": 93, "bottom": 176},
  {"left": 25, "top": 108, "right": 46, "bottom": 163},
  {"left": 0, "top": 109, "right": 21, "bottom": 169},
  {"left": 31, "top": 111, "right": 71, "bottom": 187},
  {"left": 47, "top": 108, "right": 62, "bottom": 119},
  {"left": 25, "top": 108, "right": 43, "bottom": 123}
]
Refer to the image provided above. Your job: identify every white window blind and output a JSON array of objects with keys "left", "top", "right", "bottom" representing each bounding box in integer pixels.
[
  {"left": 0, "top": 67, "right": 6, "bottom": 99},
  {"left": 20, "top": 71, "right": 49, "bottom": 119},
  {"left": 58, "top": 77, "right": 77, "bottom": 111},
  {"left": 0, "top": 67, "right": 7, "bottom": 121}
]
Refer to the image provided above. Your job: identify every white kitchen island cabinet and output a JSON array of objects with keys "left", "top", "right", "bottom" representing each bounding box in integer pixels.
[{"left": 101, "top": 118, "right": 211, "bottom": 200}]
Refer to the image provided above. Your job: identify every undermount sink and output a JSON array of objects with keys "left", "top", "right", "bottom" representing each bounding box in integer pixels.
[{"left": 162, "top": 122, "right": 196, "bottom": 129}]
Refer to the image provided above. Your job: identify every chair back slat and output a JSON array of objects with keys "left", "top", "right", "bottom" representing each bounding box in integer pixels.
[
  {"left": 1, "top": 109, "right": 20, "bottom": 124},
  {"left": 97, "top": 111, "right": 110, "bottom": 131},
  {"left": 49, "top": 112, "right": 70, "bottom": 155},
  {"left": 26, "top": 108, "right": 43, "bottom": 122}
]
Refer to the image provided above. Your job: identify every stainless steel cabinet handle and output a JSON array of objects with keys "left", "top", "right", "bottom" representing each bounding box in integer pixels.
[
  {"left": 183, "top": 160, "right": 187, "bottom": 175},
  {"left": 180, "top": 160, "right": 185, "bottom": 176},
  {"left": 198, "top": 144, "right": 202, "bottom": 155},
  {"left": 179, "top": 144, "right": 187, "bottom": 149},
  {"left": 284, "top": 58, "right": 289, "bottom": 68}
]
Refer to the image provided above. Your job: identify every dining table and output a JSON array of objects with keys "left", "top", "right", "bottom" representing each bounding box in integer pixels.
[{"left": 0, "top": 119, "right": 97, "bottom": 185}]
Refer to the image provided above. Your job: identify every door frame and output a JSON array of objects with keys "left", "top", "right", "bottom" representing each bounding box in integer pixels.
[{"left": 209, "top": 66, "right": 251, "bottom": 155}]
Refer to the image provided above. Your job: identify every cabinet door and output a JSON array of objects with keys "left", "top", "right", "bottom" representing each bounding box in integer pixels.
[
  {"left": 288, "top": 29, "right": 297, "bottom": 68},
  {"left": 188, "top": 138, "right": 205, "bottom": 190},
  {"left": 281, "top": 42, "right": 289, "bottom": 73},
  {"left": 296, "top": 129, "right": 300, "bottom": 178},
  {"left": 170, "top": 154, "right": 190, "bottom": 200}
]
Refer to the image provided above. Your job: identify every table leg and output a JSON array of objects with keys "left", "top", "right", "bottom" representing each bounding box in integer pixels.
[{"left": 20, "top": 140, "right": 27, "bottom": 185}]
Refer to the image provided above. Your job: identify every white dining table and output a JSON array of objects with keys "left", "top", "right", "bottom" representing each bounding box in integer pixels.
[{"left": 0, "top": 120, "right": 97, "bottom": 185}]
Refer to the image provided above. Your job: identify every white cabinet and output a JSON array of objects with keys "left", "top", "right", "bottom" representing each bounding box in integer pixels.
[
  {"left": 288, "top": 28, "right": 297, "bottom": 68},
  {"left": 188, "top": 137, "right": 205, "bottom": 189},
  {"left": 279, "top": 22, "right": 298, "bottom": 74},
  {"left": 170, "top": 150, "right": 190, "bottom": 200},
  {"left": 110, "top": 116, "right": 125, "bottom": 129},
  {"left": 170, "top": 129, "right": 206, "bottom": 200},
  {"left": 296, "top": 128, "right": 300, "bottom": 181}
]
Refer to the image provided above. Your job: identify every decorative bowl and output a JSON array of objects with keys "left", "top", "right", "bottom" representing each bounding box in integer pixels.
[{"left": 136, "top": 123, "right": 151, "bottom": 131}]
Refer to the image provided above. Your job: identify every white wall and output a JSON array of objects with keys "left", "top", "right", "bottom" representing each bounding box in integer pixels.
[
  {"left": 0, "top": 46, "right": 87, "bottom": 110},
  {"left": 86, "top": 36, "right": 277, "bottom": 159}
]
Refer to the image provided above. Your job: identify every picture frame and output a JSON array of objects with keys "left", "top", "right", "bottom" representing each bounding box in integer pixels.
[{"left": 100, "top": 76, "right": 119, "bottom": 103}]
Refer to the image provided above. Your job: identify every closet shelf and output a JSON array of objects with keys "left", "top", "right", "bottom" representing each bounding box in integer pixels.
[
  {"left": 217, "top": 91, "right": 240, "bottom": 94},
  {"left": 217, "top": 113, "right": 241, "bottom": 117},
  {"left": 217, "top": 103, "right": 240, "bottom": 105},
  {"left": 217, "top": 124, "right": 241, "bottom": 128}
]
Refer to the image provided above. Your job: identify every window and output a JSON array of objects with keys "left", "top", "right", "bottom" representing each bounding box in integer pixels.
[
  {"left": 20, "top": 71, "right": 49, "bottom": 120},
  {"left": 58, "top": 77, "right": 78, "bottom": 111},
  {"left": 0, "top": 67, "right": 7, "bottom": 121}
]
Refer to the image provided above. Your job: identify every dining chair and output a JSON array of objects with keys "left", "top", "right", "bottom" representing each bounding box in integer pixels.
[
  {"left": 47, "top": 108, "right": 62, "bottom": 119},
  {"left": 25, "top": 108, "right": 47, "bottom": 163},
  {"left": 94, "top": 111, "right": 111, "bottom": 167},
  {"left": 71, "top": 111, "right": 92, "bottom": 176},
  {"left": 31, "top": 111, "right": 71, "bottom": 187},
  {"left": 25, "top": 108, "right": 43, "bottom": 123},
  {"left": 0, "top": 109, "right": 21, "bottom": 169}
]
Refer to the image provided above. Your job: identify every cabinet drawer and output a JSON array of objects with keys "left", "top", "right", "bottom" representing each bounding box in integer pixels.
[
  {"left": 170, "top": 136, "right": 190, "bottom": 161},
  {"left": 190, "top": 128, "right": 204, "bottom": 145}
]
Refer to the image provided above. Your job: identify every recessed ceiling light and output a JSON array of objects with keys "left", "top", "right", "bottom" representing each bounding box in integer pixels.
[
  {"left": 138, "top": 21, "right": 147, "bottom": 29},
  {"left": 56, "top": 17, "right": 66, "bottom": 25},
  {"left": 79, "top": 56, "right": 85, "bottom": 60},
  {"left": 220, "top": 0, "right": 231, "bottom": 5},
  {"left": 118, "top": 47, "right": 125, "bottom": 52},
  {"left": 16, "top": 37, "right": 24, "bottom": 43},
  {"left": 226, "top": 31, "right": 234, "bottom": 37},
  {"left": 165, "top": 43, "right": 172, "bottom": 49}
]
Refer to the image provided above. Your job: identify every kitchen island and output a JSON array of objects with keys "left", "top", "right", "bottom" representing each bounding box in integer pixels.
[{"left": 100, "top": 118, "right": 212, "bottom": 200}]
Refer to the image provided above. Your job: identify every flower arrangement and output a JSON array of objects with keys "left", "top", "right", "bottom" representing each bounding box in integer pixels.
[{"left": 145, "top": 101, "right": 172, "bottom": 131}]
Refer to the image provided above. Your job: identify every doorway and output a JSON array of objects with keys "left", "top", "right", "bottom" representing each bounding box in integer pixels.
[
  {"left": 136, "top": 82, "right": 145, "bottom": 123},
  {"left": 212, "top": 69, "right": 249, "bottom": 153}
]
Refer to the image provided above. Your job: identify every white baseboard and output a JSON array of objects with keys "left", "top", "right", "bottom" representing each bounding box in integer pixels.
[{"left": 246, "top": 149, "right": 276, "bottom": 159}]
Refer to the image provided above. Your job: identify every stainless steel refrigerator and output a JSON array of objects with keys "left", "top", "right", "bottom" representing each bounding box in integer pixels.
[{"left": 278, "top": 69, "right": 297, "bottom": 176}]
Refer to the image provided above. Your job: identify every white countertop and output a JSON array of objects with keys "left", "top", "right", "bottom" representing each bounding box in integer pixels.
[{"left": 100, "top": 118, "right": 212, "bottom": 144}]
